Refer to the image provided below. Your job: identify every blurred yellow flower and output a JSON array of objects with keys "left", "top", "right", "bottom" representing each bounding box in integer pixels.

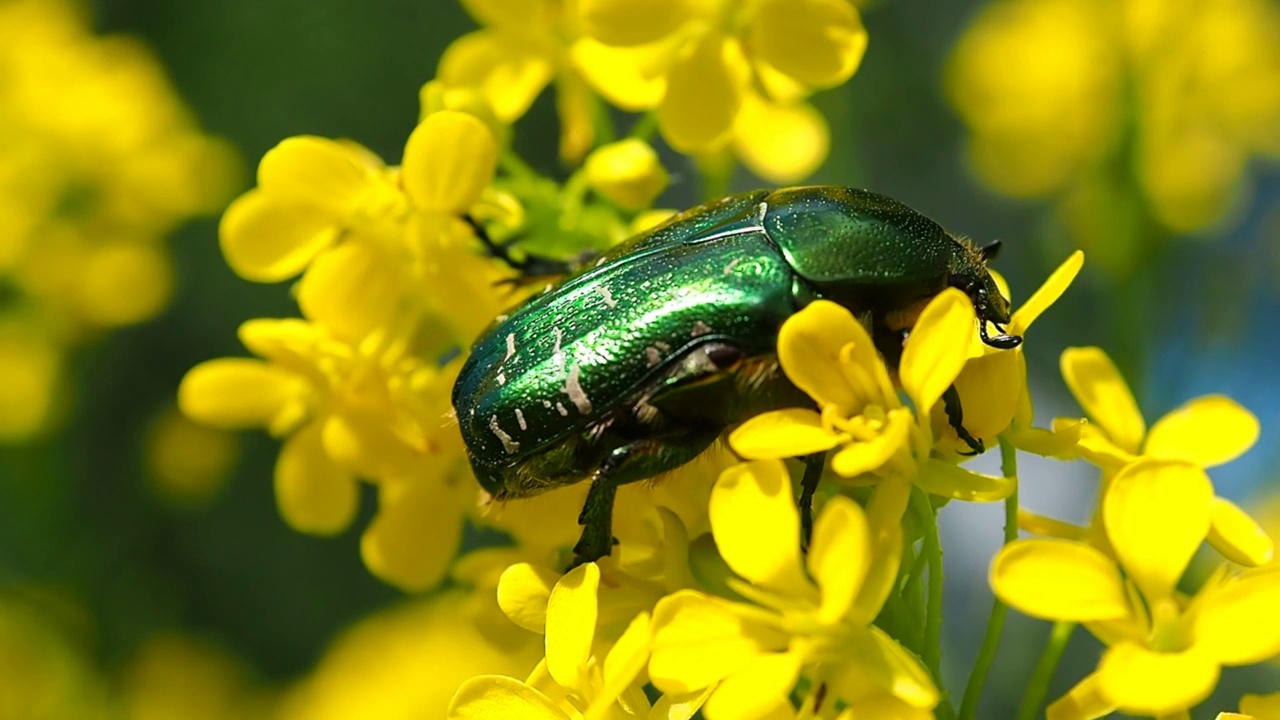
[
  {"left": 145, "top": 408, "right": 240, "bottom": 508},
  {"left": 283, "top": 590, "right": 541, "bottom": 720},
  {"left": 948, "top": 0, "right": 1280, "bottom": 273},
  {"left": 992, "top": 459, "right": 1280, "bottom": 719},
  {"left": 0, "top": 0, "right": 237, "bottom": 440},
  {"left": 584, "top": 139, "right": 669, "bottom": 211},
  {"left": 120, "top": 634, "right": 273, "bottom": 720}
]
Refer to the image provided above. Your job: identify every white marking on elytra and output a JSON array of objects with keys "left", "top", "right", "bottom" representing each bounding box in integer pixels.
[
  {"left": 505, "top": 333, "right": 517, "bottom": 361},
  {"left": 556, "top": 402, "right": 569, "bottom": 417},
  {"left": 645, "top": 346, "right": 662, "bottom": 366},
  {"left": 515, "top": 408, "right": 527, "bottom": 430},
  {"left": 756, "top": 201, "right": 767, "bottom": 223},
  {"left": 489, "top": 415, "right": 520, "bottom": 454},
  {"left": 595, "top": 285, "right": 617, "bottom": 308},
  {"left": 691, "top": 320, "right": 712, "bottom": 337},
  {"left": 552, "top": 327, "right": 565, "bottom": 367},
  {"left": 654, "top": 341, "right": 671, "bottom": 351},
  {"left": 495, "top": 314, "right": 509, "bottom": 323},
  {"left": 563, "top": 364, "right": 593, "bottom": 414},
  {"left": 496, "top": 371, "right": 506, "bottom": 386},
  {"left": 541, "top": 399, "right": 553, "bottom": 408}
]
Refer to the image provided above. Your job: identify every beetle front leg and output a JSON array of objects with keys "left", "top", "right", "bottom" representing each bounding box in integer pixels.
[
  {"left": 570, "top": 473, "right": 619, "bottom": 570},
  {"left": 942, "top": 384, "right": 984, "bottom": 455},
  {"left": 799, "top": 452, "right": 826, "bottom": 552},
  {"left": 464, "top": 216, "right": 595, "bottom": 283}
]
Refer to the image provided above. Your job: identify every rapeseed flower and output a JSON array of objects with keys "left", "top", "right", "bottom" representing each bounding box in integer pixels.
[
  {"left": 992, "top": 459, "right": 1280, "bottom": 719},
  {"left": 1018, "top": 345, "right": 1272, "bottom": 567},
  {"left": 649, "top": 460, "right": 937, "bottom": 719}
]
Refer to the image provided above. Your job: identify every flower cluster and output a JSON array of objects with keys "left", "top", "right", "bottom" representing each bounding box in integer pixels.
[
  {"left": 179, "top": 1, "right": 1280, "bottom": 717},
  {"left": 0, "top": 0, "right": 237, "bottom": 441},
  {"left": 946, "top": 0, "right": 1280, "bottom": 275}
]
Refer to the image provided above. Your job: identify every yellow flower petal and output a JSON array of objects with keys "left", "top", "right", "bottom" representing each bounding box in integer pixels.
[
  {"left": 730, "top": 408, "right": 840, "bottom": 459},
  {"left": 274, "top": 421, "right": 358, "bottom": 535},
  {"left": 1010, "top": 250, "right": 1083, "bottom": 334},
  {"left": 0, "top": 332, "right": 60, "bottom": 442},
  {"left": 1075, "top": 421, "right": 1133, "bottom": 468},
  {"left": 545, "top": 563, "right": 600, "bottom": 691},
  {"left": 497, "top": 563, "right": 560, "bottom": 634},
  {"left": 1193, "top": 566, "right": 1280, "bottom": 665},
  {"left": 360, "top": 473, "right": 466, "bottom": 591},
  {"left": 1207, "top": 497, "right": 1274, "bottom": 567},
  {"left": 1144, "top": 395, "right": 1260, "bottom": 468},
  {"left": 710, "top": 460, "right": 811, "bottom": 595},
  {"left": 297, "top": 241, "right": 402, "bottom": 343},
  {"left": 1103, "top": 459, "right": 1213, "bottom": 601},
  {"left": 944, "top": 349, "right": 1023, "bottom": 444},
  {"left": 703, "top": 652, "right": 802, "bottom": 720},
  {"left": 448, "top": 675, "right": 567, "bottom": 720},
  {"left": 778, "top": 300, "right": 871, "bottom": 410},
  {"left": 731, "top": 95, "right": 829, "bottom": 184},
  {"left": 555, "top": 73, "right": 595, "bottom": 164},
  {"left": 914, "top": 459, "right": 1014, "bottom": 502},
  {"left": 461, "top": 0, "right": 550, "bottom": 29},
  {"left": 321, "top": 407, "right": 425, "bottom": 481},
  {"left": 438, "top": 30, "right": 554, "bottom": 122},
  {"left": 578, "top": 0, "right": 690, "bottom": 46},
  {"left": 658, "top": 34, "right": 741, "bottom": 153},
  {"left": 584, "top": 139, "right": 668, "bottom": 211},
  {"left": 218, "top": 189, "right": 339, "bottom": 282},
  {"left": 649, "top": 688, "right": 714, "bottom": 720},
  {"left": 830, "top": 409, "right": 911, "bottom": 478},
  {"left": 257, "top": 136, "right": 377, "bottom": 210},
  {"left": 747, "top": 0, "right": 867, "bottom": 88},
  {"left": 807, "top": 497, "right": 870, "bottom": 623},
  {"left": 900, "top": 288, "right": 975, "bottom": 416},
  {"left": 1095, "top": 642, "right": 1219, "bottom": 716},
  {"left": 1045, "top": 674, "right": 1115, "bottom": 720},
  {"left": 571, "top": 38, "right": 668, "bottom": 111},
  {"left": 178, "top": 358, "right": 302, "bottom": 429},
  {"left": 1061, "top": 347, "right": 1145, "bottom": 454},
  {"left": 990, "top": 539, "right": 1130, "bottom": 621},
  {"left": 76, "top": 242, "right": 173, "bottom": 326},
  {"left": 1241, "top": 692, "right": 1280, "bottom": 718},
  {"left": 402, "top": 110, "right": 498, "bottom": 213},
  {"left": 826, "top": 627, "right": 939, "bottom": 710},
  {"left": 1007, "top": 418, "right": 1085, "bottom": 459},
  {"left": 649, "top": 590, "right": 788, "bottom": 693},
  {"left": 591, "top": 612, "right": 651, "bottom": 720}
]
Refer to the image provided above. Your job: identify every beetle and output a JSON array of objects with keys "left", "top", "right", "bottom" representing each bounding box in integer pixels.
[{"left": 452, "top": 186, "right": 1020, "bottom": 567}]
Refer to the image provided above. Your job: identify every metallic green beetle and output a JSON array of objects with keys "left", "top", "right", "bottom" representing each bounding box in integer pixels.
[{"left": 452, "top": 186, "right": 1020, "bottom": 566}]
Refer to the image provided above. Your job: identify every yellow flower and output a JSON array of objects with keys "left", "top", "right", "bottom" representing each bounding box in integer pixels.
[
  {"left": 178, "top": 319, "right": 472, "bottom": 590},
  {"left": 648, "top": 460, "right": 937, "bottom": 719},
  {"left": 1240, "top": 692, "right": 1280, "bottom": 718},
  {"left": 584, "top": 139, "right": 668, "bottom": 211},
  {"left": 120, "top": 634, "right": 270, "bottom": 720},
  {"left": 934, "top": 250, "right": 1084, "bottom": 456},
  {"left": 282, "top": 589, "right": 541, "bottom": 720},
  {"left": 731, "top": 292, "right": 1014, "bottom": 503},
  {"left": 991, "top": 459, "right": 1280, "bottom": 719},
  {"left": 576, "top": 0, "right": 865, "bottom": 179},
  {"left": 1028, "top": 345, "right": 1273, "bottom": 567},
  {"left": 145, "top": 408, "right": 240, "bottom": 508},
  {"left": 947, "top": 0, "right": 1280, "bottom": 270}
]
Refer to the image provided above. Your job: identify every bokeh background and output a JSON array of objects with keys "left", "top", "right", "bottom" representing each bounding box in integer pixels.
[{"left": 2, "top": 0, "right": 1278, "bottom": 717}]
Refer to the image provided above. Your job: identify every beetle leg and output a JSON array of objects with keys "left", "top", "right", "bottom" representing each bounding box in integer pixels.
[
  {"left": 799, "top": 452, "right": 826, "bottom": 552},
  {"left": 568, "top": 429, "right": 720, "bottom": 569},
  {"left": 463, "top": 215, "right": 592, "bottom": 283},
  {"left": 943, "top": 384, "right": 985, "bottom": 455}
]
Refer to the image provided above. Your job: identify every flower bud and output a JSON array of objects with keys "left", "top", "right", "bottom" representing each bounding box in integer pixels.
[{"left": 584, "top": 139, "right": 667, "bottom": 211}]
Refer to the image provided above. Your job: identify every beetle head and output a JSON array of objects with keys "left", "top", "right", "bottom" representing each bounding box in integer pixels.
[{"left": 951, "top": 238, "right": 1021, "bottom": 350}]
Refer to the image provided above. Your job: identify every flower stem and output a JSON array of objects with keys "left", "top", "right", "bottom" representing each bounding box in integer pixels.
[
  {"left": 958, "top": 437, "right": 1019, "bottom": 720},
  {"left": 914, "top": 490, "right": 952, "bottom": 718},
  {"left": 1016, "top": 621, "right": 1076, "bottom": 720}
]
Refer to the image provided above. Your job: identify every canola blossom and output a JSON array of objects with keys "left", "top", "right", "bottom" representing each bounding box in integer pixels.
[
  {"left": 172, "top": 1, "right": 1280, "bottom": 718},
  {"left": 0, "top": 0, "right": 237, "bottom": 442}
]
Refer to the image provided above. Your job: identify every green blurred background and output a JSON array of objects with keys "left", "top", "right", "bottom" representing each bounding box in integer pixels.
[{"left": 3, "top": 0, "right": 1279, "bottom": 717}]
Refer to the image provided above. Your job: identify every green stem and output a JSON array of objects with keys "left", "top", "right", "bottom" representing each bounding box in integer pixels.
[
  {"left": 627, "top": 112, "right": 658, "bottom": 141},
  {"left": 498, "top": 149, "right": 539, "bottom": 182},
  {"left": 958, "top": 438, "right": 1020, "bottom": 720},
  {"left": 1016, "top": 621, "right": 1076, "bottom": 720},
  {"left": 914, "top": 490, "right": 951, "bottom": 718}
]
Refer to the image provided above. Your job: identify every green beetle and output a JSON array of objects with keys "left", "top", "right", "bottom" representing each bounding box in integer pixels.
[{"left": 452, "top": 186, "right": 1019, "bottom": 566}]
